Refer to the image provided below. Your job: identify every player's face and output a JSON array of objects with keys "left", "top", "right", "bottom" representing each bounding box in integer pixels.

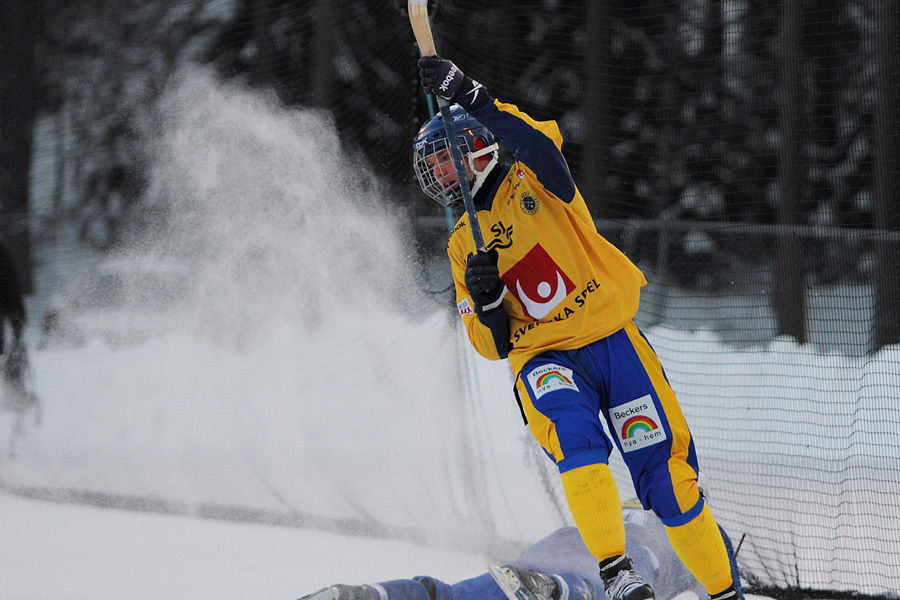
[
  {"left": 425, "top": 147, "right": 493, "bottom": 194},
  {"left": 425, "top": 149, "right": 467, "bottom": 193}
]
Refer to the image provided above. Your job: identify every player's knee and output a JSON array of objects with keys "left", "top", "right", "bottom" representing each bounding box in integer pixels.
[
  {"left": 557, "top": 448, "right": 612, "bottom": 474},
  {"left": 636, "top": 462, "right": 702, "bottom": 522}
]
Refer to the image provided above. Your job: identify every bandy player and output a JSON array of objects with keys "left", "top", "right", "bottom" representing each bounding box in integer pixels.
[{"left": 412, "top": 55, "right": 740, "bottom": 600}]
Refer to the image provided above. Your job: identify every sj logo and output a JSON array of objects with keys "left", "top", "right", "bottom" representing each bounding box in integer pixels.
[
  {"left": 502, "top": 244, "right": 575, "bottom": 319},
  {"left": 487, "top": 221, "right": 513, "bottom": 251}
]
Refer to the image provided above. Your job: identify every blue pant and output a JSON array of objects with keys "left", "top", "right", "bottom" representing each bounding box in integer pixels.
[
  {"left": 514, "top": 321, "right": 702, "bottom": 522},
  {"left": 370, "top": 572, "right": 593, "bottom": 600}
]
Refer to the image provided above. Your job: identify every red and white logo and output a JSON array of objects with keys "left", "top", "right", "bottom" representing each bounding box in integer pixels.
[
  {"left": 516, "top": 169, "right": 526, "bottom": 180},
  {"left": 502, "top": 244, "right": 575, "bottom": 319}
]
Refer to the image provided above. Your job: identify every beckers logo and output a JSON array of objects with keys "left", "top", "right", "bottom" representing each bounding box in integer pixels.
[
  {"left": 502, "top": 244, "right": 575, "bottom": 320},
  {"left": 609, "top": 395, "right": 667, "bottom": 453},
  {"left": 526, "top": 364, "right": 578, "bottom": 399}
]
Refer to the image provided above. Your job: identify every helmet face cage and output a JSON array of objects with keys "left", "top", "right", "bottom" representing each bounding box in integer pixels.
[
  {"left": 413, "top": 106, "right": 497, "bottom": 208},
  {"left": 413, "top": 134, "right": 477, "bottom": 208}
]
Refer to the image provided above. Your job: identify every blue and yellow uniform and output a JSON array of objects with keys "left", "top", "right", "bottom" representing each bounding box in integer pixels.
[{"left": 446, "top": 98, "right": 734, "bottom": 596}]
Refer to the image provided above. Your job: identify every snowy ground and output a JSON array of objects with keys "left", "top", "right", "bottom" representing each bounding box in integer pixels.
[
  {"left": 0, "top": 491, "right": 487, "bottom": 600},
  {"left": 1, "top": 490, "right": 781, "bottom": 600}
]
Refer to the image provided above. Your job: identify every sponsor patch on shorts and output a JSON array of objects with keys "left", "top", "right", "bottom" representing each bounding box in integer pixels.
[
  {"left": 526, "top": 364, "right": 578, "bottom": 399},
  {"left": 457, "top": 298, "right": 474, "bottom": 316},
  {"left": 610, "top": 395, "right": 667, "bottom": 453}
]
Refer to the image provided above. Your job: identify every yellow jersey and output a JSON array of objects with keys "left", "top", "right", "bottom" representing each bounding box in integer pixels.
[{"left": 449, "top": 99, "right": 647, "bottom": 374}]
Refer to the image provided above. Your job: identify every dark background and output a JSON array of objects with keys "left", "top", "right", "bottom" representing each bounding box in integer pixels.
[{"left": 2, "top": 0, "right": 899, "bottom": 352}]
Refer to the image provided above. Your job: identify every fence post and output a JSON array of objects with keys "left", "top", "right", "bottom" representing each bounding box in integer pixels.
[
  {"left": 872, "top": 0, "right": 900, "bottom": 352},
  {"left": 773, "top": 0, "right": 807, "bottom": 343}
]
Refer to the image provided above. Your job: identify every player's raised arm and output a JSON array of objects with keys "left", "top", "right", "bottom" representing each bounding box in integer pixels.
[{"left": 418, "top": 56, "right": 576, "bottom": 203}]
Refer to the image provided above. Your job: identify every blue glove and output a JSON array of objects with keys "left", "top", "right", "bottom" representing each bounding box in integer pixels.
[{"left": 418, "top": 56, "right": 488, "bottom": 111}]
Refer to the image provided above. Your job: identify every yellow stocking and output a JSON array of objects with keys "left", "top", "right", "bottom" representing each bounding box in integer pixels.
[
  {"left": 664, "top": 504, "right": 733, "bottom": 595},
  {"left": 560, "top": 463, "right": 625, "bottom": 562}
]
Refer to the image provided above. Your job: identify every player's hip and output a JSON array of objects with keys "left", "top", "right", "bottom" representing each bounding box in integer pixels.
[{"left": 513, "top": 322, "right": 693, "bottom": 467}]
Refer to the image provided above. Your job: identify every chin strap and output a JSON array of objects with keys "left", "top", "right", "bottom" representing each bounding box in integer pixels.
[{"left": 468, "top": 142, "right": 499, "bottom": 197}]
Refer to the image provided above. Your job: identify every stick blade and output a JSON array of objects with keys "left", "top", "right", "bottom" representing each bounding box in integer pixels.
[{"left": 408, "top": 1, "right": 437, "bottom": 56}]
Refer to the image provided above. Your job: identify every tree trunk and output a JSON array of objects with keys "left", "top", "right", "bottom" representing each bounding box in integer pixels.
[
  {"left": 0, "top": 1, "right": 39, "bottom": 293},
  {"left": 773, "top": 0, "right": 807, "bottom": 343},
  {"left": 872, "top": 0, "right": 900, "bottom": 352},
  {"left": 582, "top": 0, "right": 616, "bottom": 218},
  {"left": 311, "top": 0, "right": 335, "bottom": 109}
]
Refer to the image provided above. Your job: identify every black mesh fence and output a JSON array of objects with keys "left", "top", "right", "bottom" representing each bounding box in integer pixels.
[{"left": 2, "top": 0, "right": 900, "bottom": 596}]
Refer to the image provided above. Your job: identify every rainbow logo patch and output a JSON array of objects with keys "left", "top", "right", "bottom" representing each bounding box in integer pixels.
[
  {"left": 621, "top": 415, "right": 658, "bottom": 439},
  {"left": 536, "top": 370, "right": 571, "bottom": 387},
  {"left": 609, "top": 395, "right": 667, "bottom": 453},
  {"left": 527, "top": 364, "right": 578, "bottom": 399}
]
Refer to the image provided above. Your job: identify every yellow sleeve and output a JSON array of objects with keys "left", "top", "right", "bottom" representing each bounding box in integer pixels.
[{"left": 448, "top": 227, "right": 507, "bottom": 361}]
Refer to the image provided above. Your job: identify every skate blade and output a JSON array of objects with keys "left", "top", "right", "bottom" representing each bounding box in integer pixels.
[
  {"left": 486, "top": 563, "right": 534, "bottom": 600},
  {"left": 299, "top": 587, "right": 340, "bottom": 600}
]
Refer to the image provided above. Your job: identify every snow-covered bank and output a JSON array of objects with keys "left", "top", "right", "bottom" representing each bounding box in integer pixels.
[
  {"left": 6, "top": 68, "right": 897, "bottom": 597},
  {"left": 0, "top": 491, "right": 488, "bottom": 600}
]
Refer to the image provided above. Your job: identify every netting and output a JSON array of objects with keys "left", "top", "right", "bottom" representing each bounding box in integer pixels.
[{"left": 1, "top": 0, "right": 899, "bottom": 597}]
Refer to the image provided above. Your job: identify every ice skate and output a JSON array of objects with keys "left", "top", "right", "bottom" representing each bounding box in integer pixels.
[
  {"left": 599, "top": 555, "right": 654, "bottom": 600},
  {"left": 486, "top": 563, "right": 566, "bottom": 600},
  {"left": 299, "top": 584, "right": 379, "bottom": 600}
]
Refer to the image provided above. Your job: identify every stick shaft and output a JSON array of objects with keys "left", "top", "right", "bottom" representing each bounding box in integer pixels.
[
  {"left": 408, "top": 2, "right": 486, "bottom": 252},
  {"left": 436, "top": 98, "right": 485, "bottom": 251}
]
